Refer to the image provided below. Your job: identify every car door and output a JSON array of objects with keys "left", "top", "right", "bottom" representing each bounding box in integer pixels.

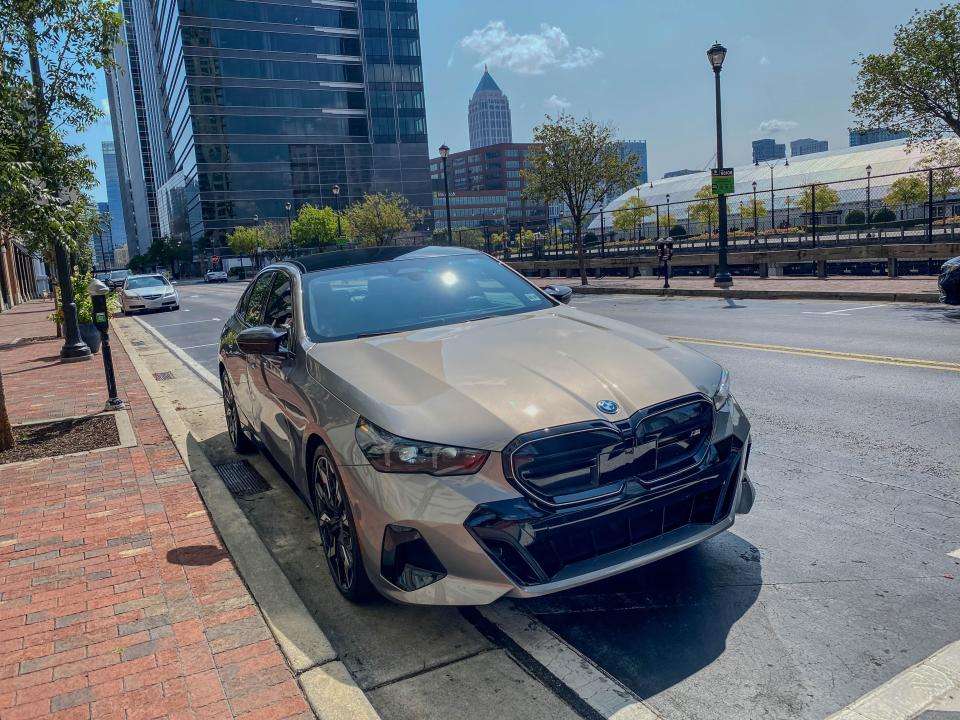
[
  {"left": 250, "top": 271, "right": 300, "bottom": 477},
  {"left": 226, "top": 272, "right": 275, "bottom": 426}
]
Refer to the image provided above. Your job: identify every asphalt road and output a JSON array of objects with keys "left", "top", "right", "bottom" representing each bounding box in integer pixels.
[{"left": 137, "top": 284, "right": 960, "bottom": 720}]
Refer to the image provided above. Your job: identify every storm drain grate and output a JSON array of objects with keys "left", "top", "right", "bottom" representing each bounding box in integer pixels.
[
  {"left": 131, "top": 340, "right": 146, "bottom": 347},
  {"left": 213, "top": 461, "right": 271, "bottom": 497},
  {"left": 152, "top": 371, "right": 175, "bottom": 382}
]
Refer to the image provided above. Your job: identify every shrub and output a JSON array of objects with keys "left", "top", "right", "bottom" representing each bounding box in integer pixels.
[
  {"left": 871, "top": 208, "right": 896, "bottom": 223},
  {"left": 49, "top": 271, "right": 121, "bottom": 325},
  {"left": 669, "top": 224, "right": 687, "bottom": 237},
  {"left": 845, "top": 210, "right": 866, "bottom": 225}
]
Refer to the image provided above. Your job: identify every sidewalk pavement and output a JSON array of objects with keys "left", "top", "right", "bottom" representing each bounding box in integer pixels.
[
  {"left": 0, "top": 301, "right": 313, "bottom": 720},
  {"left": 528, "top": 275, "right": 942, "bottom": 303}
]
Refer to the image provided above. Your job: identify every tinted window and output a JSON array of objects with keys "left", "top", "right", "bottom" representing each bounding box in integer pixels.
[
  {"left": 241, "top": 273, "right": 274, "bottom": 325},
  {"left": 302, "top": 254, "right": 553, "bottom": 342},
  {"left": 264, "top": 273, "right": 293, "bottom": 331},
  {"left": 126, "top": 276, "right": 168, "bottom": 289}
]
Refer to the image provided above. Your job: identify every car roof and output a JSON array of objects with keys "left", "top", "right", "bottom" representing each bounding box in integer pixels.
[{"left": 291, "top": 245, "right": 482, "bottom": 274}]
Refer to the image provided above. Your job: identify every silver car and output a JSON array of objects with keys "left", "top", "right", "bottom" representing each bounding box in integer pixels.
[
  {"left": 218, "top": 247, "right": 754, "bottom": 605},
  {"left": 205, "top": 270, "right": 229, "bottom": 283},
  {"left": 120, "top": 274, "right": 180, "bottom": 314}
]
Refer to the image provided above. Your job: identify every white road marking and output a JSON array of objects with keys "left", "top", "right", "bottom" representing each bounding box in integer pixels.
[
  {"left": 179, "top": 343, "right": 219, "bottom": 351},
  {"left": 133, "top": 317, "right": 222, "bottom": 391},
  {"left": 803, "top": 304, "right": 888, "bottom": 316},
  {"left": 948, "top": 548, "right": 960, "bottom": 559},
  {"left": 149, "top": 317, "right": 221, "bottom": 328},
  {"left": 825, "top": 640, "right": 960, "bottom": 720},
  {"left": 479, "top": 602, "right": 661, "bottom": 719}
]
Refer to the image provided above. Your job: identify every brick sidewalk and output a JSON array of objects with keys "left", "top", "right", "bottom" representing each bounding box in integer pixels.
[{"left": 0, "top": 302, "right": 312, "bottom": 720}]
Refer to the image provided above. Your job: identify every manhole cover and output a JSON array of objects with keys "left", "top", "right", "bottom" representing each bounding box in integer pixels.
[
  {"left": 213, "top": 461, "right": 270, "bottom": 497},
  {"left": 131, "top": 339, "right": 146, "bottom": 347},
  {"left": 152, "top": 371, "right": 175, "bottom": 381}
]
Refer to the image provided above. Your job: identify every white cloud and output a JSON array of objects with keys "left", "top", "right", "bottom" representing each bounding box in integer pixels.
[
  {"left": 759, "top": 56, "right": 770, "bottom": 66},
  {"left": 460, "top": 21, "right": 602, "bottom": 75},
  {"left": 758, "top": 118, "right": 797, "bottom": 133},
  {"left": 545, "top": 94, "right": 571, "bottom": 111}
]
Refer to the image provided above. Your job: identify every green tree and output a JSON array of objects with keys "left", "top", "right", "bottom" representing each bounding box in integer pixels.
[
  {"left": 612, "top": 197, "right": 654, "bottom": 236},
  {"left": 343, "top": 192, "right": 425, "bottom": 247},
  {"left": 739, "top": 197, "right": 768, "bottom": 229},
  {"left": 799, "top": 184, "right": 841, "bottom": 214},
  {"left": 290, "top": 204, "right": 339, "bottom": 248},
  {"left": 914, "top": 140, "right": 960, "bottom": 206},
  {"left": 851, "top": 4, "right": 960, "bottom": 147},
  {"left": 225, "top": 226, "right": 261, "bottom": 256},
  {"left": 455, "top": 228, "right": 485, "bottom": 249},
  {"left": 688, "top": 185, "right": 719, "bottom": 234},
  {"left": 884, "top": 176, "right": 928, "bottom": 217},
  {"left": 522, "top": 114, "right": 639, "bottom": 284}
]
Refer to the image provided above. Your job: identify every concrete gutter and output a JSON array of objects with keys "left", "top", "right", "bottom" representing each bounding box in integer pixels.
[
  {"left": 112, "top": 320, "right": 380, "bottom": 720},
  {"left": 566, "top": 285, "right": 942, "bottom": 303}
]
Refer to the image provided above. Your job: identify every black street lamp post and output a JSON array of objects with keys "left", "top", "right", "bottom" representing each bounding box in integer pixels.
[
  {"left": 665, "top": 194, "right": 671, "bottom": 237},
  {"left": 865, "top": 164, "right": 872, "bottom": 232},
  {"left": 284, "top": 202, "right": 292, "bottom": 256},
  {"left": 439, "top": 144, "right": 453, "bottom": 246},
  {"left": 332, "top": 184, "right": 342, "bottom": 239},
  {"left": 708, "top": 42, "right": 732, "bottom": 288},
  {"left": 752, "top": 181, "right": 758, "bottom": 242}
]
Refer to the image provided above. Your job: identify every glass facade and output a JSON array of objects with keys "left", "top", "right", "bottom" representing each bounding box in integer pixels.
[
  {"left": 101, "top": 142, "right": 129, "bottom": 258},
  {"left": 110, "top": 0, "right": 431, "bottom": 251},
  {"left": 468, "top": 70, "right": 512, "bottom": 150}
]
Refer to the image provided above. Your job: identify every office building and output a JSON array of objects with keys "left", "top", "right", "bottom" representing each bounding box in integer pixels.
[
  {"left": 752, "top": 138, "right": 786, "bottom": 163},
  {"left": 849, "top": 128, "right": 909, "bottom": 146},
  {"left": 617, "top": 141, "right": 648, "bottom": 186},
  {"left": 468, "top": 68, "right": 512, "bottom": 150},
  {"left": 107, "top": 0, "right": 432, "bottom": 250},
  {"left": 90, "top": 202, "right": 115, "bottom": 270},
  {"left": 790, "top": 138, "right": 828, "bottom": 157},
  {"left": 663, "top": 169, "right": 701, "bottom": 179},
  {"left": 101, "top": 142, "right": 129, "bottom": 260},
  {"left": 430, "top": 143, "right": 547, "bottom": 231}
]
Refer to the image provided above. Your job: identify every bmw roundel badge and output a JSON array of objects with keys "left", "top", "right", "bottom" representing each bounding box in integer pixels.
[{"left": 596, "top": 400, "right": 619, "bottom": 415}]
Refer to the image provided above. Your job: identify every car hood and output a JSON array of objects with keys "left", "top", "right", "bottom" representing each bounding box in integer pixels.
[{"left": 306, "top": 307, "right": 723, "bottom": 451}]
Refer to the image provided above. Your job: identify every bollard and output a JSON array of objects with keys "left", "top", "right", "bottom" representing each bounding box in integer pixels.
[{"left": 88, "top": 279, "right": 125, "bottom": 411}]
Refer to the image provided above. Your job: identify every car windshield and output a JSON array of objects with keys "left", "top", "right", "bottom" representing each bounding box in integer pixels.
[
  {"left": 126, "top": 276, "right": 168, "bottom": 290},
  {"left": 110, "top": 271, "right": 129, "bottom": 280},
  {"left": 302, "top": 254, "right": 554, "bottom": 342}
]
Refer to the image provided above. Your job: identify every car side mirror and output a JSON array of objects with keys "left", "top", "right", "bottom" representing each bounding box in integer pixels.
[
  {"left": 543, "top": 285, "right": 573, "bottom": 305},
  {"left": 237, "top": 326, "right": 288, "bottom": 355}
]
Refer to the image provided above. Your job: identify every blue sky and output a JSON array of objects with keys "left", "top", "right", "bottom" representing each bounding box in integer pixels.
[{"left": 77, "top": 0, "right": 940, "bottom": 201}]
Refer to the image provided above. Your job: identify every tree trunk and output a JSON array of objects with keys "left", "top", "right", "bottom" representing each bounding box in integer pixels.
[
  {"left": 0, "top": 368, "right": 13, "bottom": 452},
  {"left": 575, "top": 219, "right": 587, "bottom": 286}
]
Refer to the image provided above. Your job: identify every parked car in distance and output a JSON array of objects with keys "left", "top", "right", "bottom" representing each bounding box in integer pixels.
[
  {"left": 205, "top": 270, "right": 229, "bottom": 283},
  {"left": 939, "top": 256, "right": 960, "bottom": 305},
  {"left": 218, "top": 247, "right": 755, "bottom": 606},
  {"left": 120, "top": 274, "right": 180, "bottom": 315},
  {"left": 107, "top": 269, "right": 130, "bottom": 289}
]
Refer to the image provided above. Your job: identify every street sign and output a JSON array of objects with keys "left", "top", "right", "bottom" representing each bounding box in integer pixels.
[
  {"left": 211, "top": 255, "right": 220, "bottom": 263},
  {"left": 711, "top": 168, "right": 735, "bottom": 195}
]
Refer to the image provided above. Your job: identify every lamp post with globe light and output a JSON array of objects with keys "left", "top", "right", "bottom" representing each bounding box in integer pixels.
[
  {"left": 439, "top": 144, "right": 453, "bottom": 246},
  {"left": 708, "top": 42, "right": 732, "bottom": 288}
]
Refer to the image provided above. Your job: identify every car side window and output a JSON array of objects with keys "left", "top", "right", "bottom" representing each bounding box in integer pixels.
[
  {"left": 263, "top": 273, "right": 294, "bottom": 333},
  {"left": 242, "top": 273, "right": 274, "bottom": 326}
]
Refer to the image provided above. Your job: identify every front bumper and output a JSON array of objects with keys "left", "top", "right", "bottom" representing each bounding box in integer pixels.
[
  {"left": 122, "top": 295, "right": 178, "bottom": 312},
  {"left": 339, "top": 399, "right": 754, "bottom": 606}
]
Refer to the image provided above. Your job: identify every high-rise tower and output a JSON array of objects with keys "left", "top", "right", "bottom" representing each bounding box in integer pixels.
[{"left": 468, "top": 67, "right": 512, "bottom": 150}]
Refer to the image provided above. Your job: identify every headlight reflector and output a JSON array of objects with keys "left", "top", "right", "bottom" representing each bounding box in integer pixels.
[
  {"left": 355, "top": 418, "right": 489, "bottom": 476},
  {"left": 713, "top": 369, "right": 731, "bottom": 410}
]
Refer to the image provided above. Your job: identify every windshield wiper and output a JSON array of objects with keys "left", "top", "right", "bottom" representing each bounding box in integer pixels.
[{"left": 354, "top": 330, "right": 398, "bottom": 339}]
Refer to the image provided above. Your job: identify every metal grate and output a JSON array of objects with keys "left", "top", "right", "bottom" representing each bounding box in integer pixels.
[
  {"left": 213, "top": 461, "right": 271, "bottom": 497},
  {"left": 131, "top": 340, "right": 146, "bottom": 347},
  {"left": 152, "top": 371, "right": 175, "bottom": 381}
]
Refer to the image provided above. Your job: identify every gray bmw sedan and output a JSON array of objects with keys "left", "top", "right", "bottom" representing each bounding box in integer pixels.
[{"left": 218, "top": 246, "right": 755, "bottom": 605}]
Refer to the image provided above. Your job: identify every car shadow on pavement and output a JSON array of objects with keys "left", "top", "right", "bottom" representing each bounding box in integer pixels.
[
  {"left": 894, "top": 304, "right": 960, "bottom": 323},
  {"left": 527, "top": 531, "right": 762, "bottom": 700}
]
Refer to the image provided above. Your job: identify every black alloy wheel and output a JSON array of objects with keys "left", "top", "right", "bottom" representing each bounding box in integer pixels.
[
  {"left": 221, "top": 371, "right": 254, "bottom": 454},
  {"left": 311, "top": 447, "right": 376, "bottom": 602}
]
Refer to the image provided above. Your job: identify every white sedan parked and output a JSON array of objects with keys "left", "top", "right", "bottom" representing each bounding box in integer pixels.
[
  {"left": 205, "top": 270, "right": 229, "bottom": 283},
  {"left": 120, "top": 274, "right": 180, "bottom": 315}
]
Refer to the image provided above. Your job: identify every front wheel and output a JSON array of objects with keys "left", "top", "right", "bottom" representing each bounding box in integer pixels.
[
  {"left": 221, "top": 371, "right": 254, "bottom": 454},
  {"left": 311, "top": 448, "right": 376, "bottom": 603}
]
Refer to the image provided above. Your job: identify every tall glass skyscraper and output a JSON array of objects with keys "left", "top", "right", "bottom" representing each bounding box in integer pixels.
[
  {"left": 101, "top": 142, "right": 130, "bottom": 258},
  {"left": 109, "top": 0, "right": 431, "bottom": 251},
  {"left": 468, "top": 69, "right": 512, "bottom": 150}
]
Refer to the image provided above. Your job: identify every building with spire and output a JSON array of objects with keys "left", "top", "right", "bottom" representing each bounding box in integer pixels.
[{"left": 469, "top": 67, "right": 512, "bottom": 149}]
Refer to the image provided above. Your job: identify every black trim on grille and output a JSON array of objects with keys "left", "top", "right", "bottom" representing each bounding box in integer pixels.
[{"left": 501, "top": 394, "right": 715, "bottom": 508}]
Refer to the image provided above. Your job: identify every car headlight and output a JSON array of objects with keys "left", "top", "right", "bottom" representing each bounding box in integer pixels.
[
  {"left": 355, "top": 418, "right": 489, "bottom": 476},
  {"left": 713, "top": 369, "right": 731, "bottom": 410}
]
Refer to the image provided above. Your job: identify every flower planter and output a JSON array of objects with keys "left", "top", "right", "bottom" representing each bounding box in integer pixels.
[{"left": 79, "top": 322, "right": 102, "bottom": 355}]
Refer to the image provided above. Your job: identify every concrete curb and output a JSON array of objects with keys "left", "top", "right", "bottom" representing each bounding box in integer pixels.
[
  {"left": 565, "top": 285, "right": 942, "bottom": 303},
  {"left": 112, "top": 320, "right": 381, "bottom": 720}
]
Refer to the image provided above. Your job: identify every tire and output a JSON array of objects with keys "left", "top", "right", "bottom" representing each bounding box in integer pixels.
[
  {"left": 221, "top": 371, "right": 254, "bottom": 454},
  {"left": 310, "top": 447, "right": 376, "bottom": 603}
]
